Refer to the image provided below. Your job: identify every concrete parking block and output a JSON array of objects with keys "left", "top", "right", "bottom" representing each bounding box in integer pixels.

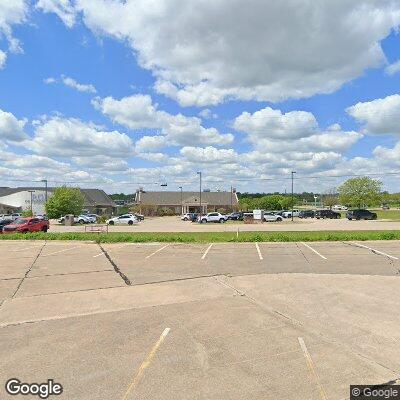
[{"left": 15, "top": 270, "right": 126, "bottom": 297}]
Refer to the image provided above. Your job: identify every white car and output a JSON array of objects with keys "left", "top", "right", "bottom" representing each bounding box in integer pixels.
[
  {"left": 106, "top": 214, "right": 138, "bottom": 225},
  {"left": 199, "top": 212, "right": 228, "bottom": 223},
  {"left": 332, "top": 205, "right": 348, "bottom": 211},
  {"left": 282, "top": 209, "right": 300, "bottom": 218},
  {"left": 263, "top": 212, "right": 283, "bottom": 222}
]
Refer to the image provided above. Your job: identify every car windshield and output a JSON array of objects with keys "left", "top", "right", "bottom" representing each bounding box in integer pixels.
[{"left": 13, "top": 218, "right": 28, "bottom": 225}]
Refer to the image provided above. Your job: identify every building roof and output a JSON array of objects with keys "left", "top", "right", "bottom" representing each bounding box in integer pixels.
[
  {"left": 0, "top": 187, "right": 116, "bottom": 207},
  {"left": 136, "top": 191, "right": 238, "bottom": 206}
]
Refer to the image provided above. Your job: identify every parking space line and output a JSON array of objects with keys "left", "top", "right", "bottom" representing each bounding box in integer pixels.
[
  {"left": 145, "top": 244, "right": 169, "bottom": 259},
  {"left": 351, "top": 242, "right": 399, "bottom": 260},
  {"left": 201, "top": 243, "right": 213, "bottom": 260},
  {"left": 41, "top": 246, "right": 81, "bottom": 257},
  {"left": 93, "top": 252, "right": 105, "bottom": 258},
  {"left": 298, "top": 337, "right": 328, "bottom": 400},
  {"left": 255, "top": 243, "right": 263, "bottom": 260},
  {"left": 301, "top": 242, "right": 327, "bottom": 260},
  {"left": 121, "top": 327, "right": 170, "bottom": 400}
]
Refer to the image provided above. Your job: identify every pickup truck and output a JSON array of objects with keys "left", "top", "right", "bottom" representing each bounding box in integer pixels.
[
  {"left": 199, "top": 212, "right": 228, "bottom": 223},
  {"left": 282, "top": 209, "right": 300, "bottom": 218},
  {"left": 2, "top": 217, "right": 49, "bottom": 233}
]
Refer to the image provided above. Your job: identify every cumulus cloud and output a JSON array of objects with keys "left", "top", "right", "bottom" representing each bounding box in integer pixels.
[
  {"left": 0, "top": 108, "right": 27, "bottom": 142},
  {"left": 347, "top": 94, "right": 400, "bottom": 135},
  {"left": 61, "top": 75, "right": 97, "bottom": 93},
  {"left": 135, "top": 135, "right": 167, "bottom": 153},
  {"left": 385, "top": 60, "right": 400, "bottom": 75},
  {"left": 26, "top": 117, "right": 134, "bottom": 158},
  {"left": 180, "top": 146, "right": 238, "bottom": 164},
  {"left": 93, "top": 94, "right": 234, "bottom": 147},
  {"left": 0, "top": 50, "right": 6, "bottom": 69},
  {"left": 198, "top": 109, "right": 217, "bottom": 120},
  {"left": 45, "top": 0, "right": 400, "bottom": 106},
  {"left": 36, "top": 0, "right": 77, "bottom": 28}
]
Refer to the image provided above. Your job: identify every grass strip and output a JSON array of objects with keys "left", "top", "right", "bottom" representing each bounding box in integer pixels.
[{"left": 0, "top": 230, "right": 400, "bottom": 243}]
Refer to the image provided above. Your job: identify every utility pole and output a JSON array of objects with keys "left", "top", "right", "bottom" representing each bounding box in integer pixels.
[
  {"left": 291, "top": 171, "right": 296, "bottom": 222},
  {"left": 28, "top": 190, "right": 35, "bottom": 215},
  {"left": 179, "top": 186, "right": 183, "bottom": 214},
  {"left": 197, "top": 172, "right": 202, "bottom": 216},
  {"left": 230, "top": 185, "right": 233, "bottom": 211}
]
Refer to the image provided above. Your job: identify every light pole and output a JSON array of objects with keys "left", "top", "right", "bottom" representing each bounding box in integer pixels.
[
  {"left": 314, "top": 195, "right": 318, "bottom": 209},
  {"left": 179, "top": 186, "right": 183, "bottom": 214},
  {"left": 28, "top": 190, "right": 35, "bottom": 215},
  {"left": 291, "top": 171, "right": 296, "bottom": 222},
  {"left": 197, "top": 172, "right": 202, "bottom": 216}
]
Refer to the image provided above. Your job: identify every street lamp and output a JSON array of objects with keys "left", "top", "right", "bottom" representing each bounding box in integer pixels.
[
  {"left": 179, "top": 186, "right": 183, "bottom": 214},
  {"left": 313, "top": 195, "right": 318, "bottom": 209},
  {"left": 291, "top": 171, "right": 296, "bottom": 222},
  {"left": 28, "top": 190, "right": 35, "bottom": 215},
  {"left": 197, "top": 172, "right": 202, "bottom": 216}
]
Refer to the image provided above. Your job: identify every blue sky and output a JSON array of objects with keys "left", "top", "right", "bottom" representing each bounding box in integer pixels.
[{"left": 1, "top": 1, "right": 400, "bottom": 194}]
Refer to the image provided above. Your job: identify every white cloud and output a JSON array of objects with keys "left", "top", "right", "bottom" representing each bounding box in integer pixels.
[
  {"left": 135, "top": 135, "right": 167, "bottom": 153},
  {"left": 93, "top": 94, "right": 234, "bottom": 147},
  {"left": 26, "top": 117, "right": 134, "bottom": 158},
  {"left": 347, "top": 94, "right": 400, "bottom": 135},
  {"left": 0, "top": 50, "right": 6, "bottom": 69},
  {"left": 0, "top": 108, "right": 27, "bottom": 142},
  {"left": 44, "top": 77, "right": 56, "bottom": 84},
  {"left": 36, "top": 0, "right": 77, "bottom": 27},
  {"left": 47, "top": 0, "right": 400, "bottom": 106},
  {"left": 385, "top": 60, "right": 400, "bottom": 75},
  {"left": 198, "top": 108, "right": 217, "bottom": 120},
  {"left": 180, "top": 146, "right": 238, "bottom": 164},
  {"left": 61, "top": 75, "right": 97, "bottom": 93}
]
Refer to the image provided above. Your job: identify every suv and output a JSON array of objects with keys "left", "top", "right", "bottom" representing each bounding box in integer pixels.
[
  {"left": 181, "top": 213, "right": 196, "bottom": 221},
  {"left": 228, "top": 212, "right": 244, "bottom": 220},
  {"left": 315, "top": 209, "right": 341, "bottom": 219},
  {"left": 346, "top": 209, "right": 377, "bottom": 220},
  {"left": 199, "top": 212, "right": 228, "bottom": 223},
  {"left": 2, "top": 217, "right": 49, "bottom": 233},
  {"left": 299, "top": 210, "right": 315, "bottom": 219}
]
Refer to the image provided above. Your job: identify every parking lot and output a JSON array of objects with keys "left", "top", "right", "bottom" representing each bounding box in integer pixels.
[{"left": 1, "top": 240, "right": 400, "bottom": 399}]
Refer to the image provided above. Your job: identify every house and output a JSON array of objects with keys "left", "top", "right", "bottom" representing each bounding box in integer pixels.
[
  {"left": 134, "top": 189, "right": 239, "bottom": 215},
  {"left": 0, "top": 187, "right": 116, "bottom": 215}
]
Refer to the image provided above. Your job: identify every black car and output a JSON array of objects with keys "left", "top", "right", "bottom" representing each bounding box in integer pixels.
[
  {"left": 346, "top": 209, "right": 377, "bottom": 220},
  {"left": 0, "top": 219, "right": 13, "bottom": 232},
  {"left": 314, "top": 209, "right": 341, "bottom": 219},
  {"left": 298, "top": 210, "right": 315, "bottom": 219},
  {"left": 228, "top": 212, "right": 244, "bottom": 220}
]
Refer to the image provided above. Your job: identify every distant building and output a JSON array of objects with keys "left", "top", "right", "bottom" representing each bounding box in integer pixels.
[
  {"left": 0, "top": 187, "right": 116, "bottom": 215},
  {"left": 134, "top": 189, "right": 239, "bottom": 214}
]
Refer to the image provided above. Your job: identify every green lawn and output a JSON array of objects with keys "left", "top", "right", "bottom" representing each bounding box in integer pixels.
[
  {"left": 374, "top": 210, "right": 400, "bottom": 220},
  {"left": 1, "top": 230, "right": 400, "bottom": 243}
]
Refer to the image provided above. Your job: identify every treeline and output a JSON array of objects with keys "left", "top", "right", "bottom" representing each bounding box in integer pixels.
[{"left": 239, "top": 195, "right": 295, "bottom": 211}]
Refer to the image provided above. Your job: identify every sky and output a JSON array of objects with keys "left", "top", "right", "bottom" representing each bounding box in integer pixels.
[{"left": 1, "top": 0, "right": 400, "bottom": 195}]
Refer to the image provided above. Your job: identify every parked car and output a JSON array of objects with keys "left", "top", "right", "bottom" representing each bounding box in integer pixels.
[
  {"left": 315, "top": 209, "right": 341, "bottom": 219},
  {"left": 106, "top": 214, "right": 138, "bottom": 225},
  {"left": 263, "top": 212, "right": 283, "bottom": 222},
  {"left": 181, "top": 213, "right": 196, "bottom": 221},
  {"left": 85, "top": 213, "right": 99, "bottom": 221},
  {"left": 332, "top": 205, "right": 348, "bottom": 211},
  {"left": 227, "top": 212, "right": 244, "bottom": 220},
  {"left": 298, "top": 210, "right": 315, "bottom": 219},
  {"left": 382, "top": 204, "right": 390, "bottom": 210},
  {"left": 346, "top": 209, "right": 377, "bottom": 220},
  {"left": 199, "top": 212, "right": 228, "bottom": 223},
  {"left": 275, "top": 210, "right": 287, "bottom": 217},
  {"left": 0, "top": 219, "right": 13, "bottom": 233},
  {"left": 134, "top": 213, "right": 144, "bottom": 221},
  {"left": 0, "top": 213, "right": 21, "bottom": 221},
  {"left": 2, "top": 217, "right": 49, "bottom": 233},
  {"left": 282, "top": 209, "right": 300, "bottom": 218}
]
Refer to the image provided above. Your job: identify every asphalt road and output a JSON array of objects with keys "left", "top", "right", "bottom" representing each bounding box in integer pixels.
[{"left": 1, "top": 240, "right": 400, "bottom": 399}]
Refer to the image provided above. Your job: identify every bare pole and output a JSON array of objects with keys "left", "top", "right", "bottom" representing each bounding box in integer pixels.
[
  {"left": 291, "top": 171, "right": 296, "bottom": 222},
  {"left": 197, "top": 172, "right": 202, "bottom": 215}
]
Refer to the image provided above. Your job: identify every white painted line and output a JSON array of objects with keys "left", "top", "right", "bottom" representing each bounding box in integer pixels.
[
  {"left": 93, "top": 252, "right": 105, "bottom": 258},
  {"left": 301, "top": 242, "right": 327, "bottom": 260},
  {"left": 201, "top": 243, "right": 213, "bottom": 260},
  {"left": 41, "top": 246, "right": 80, "bottom": 257},
  {"left": 298, "top": 337, "right": 328, "bottom": 400},
  {"left": 145, "top": 244, "right": 169, "bottom": 259},
  {"left": 351, "top": 242, "right": 398, "bottom": 260},
  {"left": 121, "top": 328, "right": 170, "bottom": 400},
  {"left": 255, "top": 243, "right": 263, "bottom": 260}
]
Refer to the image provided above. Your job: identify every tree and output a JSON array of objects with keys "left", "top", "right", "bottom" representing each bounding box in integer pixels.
[
  {"left": 45, "top": 187, "right": 85, "bottom": 218},
  {"left": 323, "top": 188, "right": 338, "bottom": 210},
  {"left": 258, "top": 195, "right": 283, "bottom": 210},
  {"left": 338, "top": 177, "right": 382, "bottom": 208}
]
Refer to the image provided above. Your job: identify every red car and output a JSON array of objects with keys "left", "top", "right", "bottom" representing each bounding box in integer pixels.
[{"left": 2, "top": 217, "right": 49, "bottom": 234}]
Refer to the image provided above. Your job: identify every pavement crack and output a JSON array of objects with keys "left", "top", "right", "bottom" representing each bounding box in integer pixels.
[
  {"left": 9, "top": 241, "right": 47, "bottom": 300},
  {"left": 98, "top": 244, "right": 131, "bottom": 286}
]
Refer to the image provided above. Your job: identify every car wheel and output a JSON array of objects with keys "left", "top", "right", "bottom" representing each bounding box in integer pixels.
[
  {"left": 183, "top": 217, "right": 188, "bottom": 221},
  {"left": 42, "top": 226, "right": 48, "bottom": 232},
  {"left": 128, "top": 220, "right": 133, "bottom": 225},
  {"left": 201, "top": 219, "right": 207, "bottom": 223},
  {"left": 109, "top": 221, "right": 114, "bottom": 225},
  {"left": 277, "top": 217, "right": 282, "bottom": 222},
  {"left": 219, "top": 218, "right": 225, "bottom": 223}
]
